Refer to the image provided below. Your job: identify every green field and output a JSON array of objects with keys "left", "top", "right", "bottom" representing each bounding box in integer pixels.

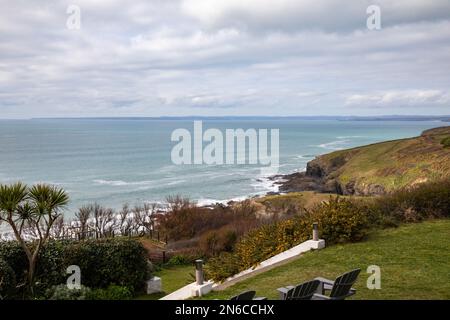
[{"left": 197, "top": 219, "right": 450, "bottom": 300}]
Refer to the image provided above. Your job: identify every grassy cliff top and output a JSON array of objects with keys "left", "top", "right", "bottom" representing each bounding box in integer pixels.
[
  {"left": 317, "top": 126, "right": 450, "bottom": 193},
  {"left": 198, "top": 219, "right": 450, "bottom": 300}
]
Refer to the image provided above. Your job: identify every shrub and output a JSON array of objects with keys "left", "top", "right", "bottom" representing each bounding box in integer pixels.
[
  {"left": 312, "top": 197, "right": 369, "bottom": 244},
  {"left": 87, "top": 285, "right": 132, "bottom": 300},
  {"left": 64, "top": 238, "right": 150, "bottom": 292},
  {"left": 441, "top": 136, "right": 450, "bottom": 148},
  {"left": 198, "top": 227, "right": 238, "bottom": 256},
  {"left": 207, "top": 197, "right": 369, "bottom": 281},
  {"left": 34, "top": 241, "right": 68, "bottom": 295},
  {"left": 159, "top": 196, "right": 259, "bottom": 242},
  {"left": 0, "top": 258, "right": 16, "bottom": 299},
  {"left": 204, "top": 252, "right": 240, "bottom": 282},
  {"left": 234, "top": 223, "right": 279, "bottom": 269},
  {"left": 0, "top": 238, "right": 150, "bottom": 298},
  {"left": 369, "top": 179, "right": 450, "bottom": 224},
  {"left": 46, "top": 284, "right": 91, "bottom": 300},
  {"left": 0, "top": 241, "right": 28, "bottom": 288},
  {"left": 166, "top": 255, "right": 191, "bottom": 266}
]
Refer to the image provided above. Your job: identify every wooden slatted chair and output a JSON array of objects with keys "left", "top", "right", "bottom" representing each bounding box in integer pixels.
[
  {"left": 277, "top": 279, "right": 321, "bottom": 300},
  {"left": 312, "top": 269, "right": 361, "bottom": 300}
]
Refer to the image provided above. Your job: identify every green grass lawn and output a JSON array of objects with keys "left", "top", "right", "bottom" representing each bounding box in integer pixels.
[
  {"left": 136, "top": 264, "right": 195, "bottom": 300},
  {"left": 198, "top": 219, "right": 450, "bottom": 300}
]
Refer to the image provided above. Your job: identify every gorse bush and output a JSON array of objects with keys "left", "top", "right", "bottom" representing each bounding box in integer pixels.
[
  {"left": 235, "top": 197, "right": 368, "bottom": 270},
  {"left": 313, "top": 196, "right": 368, "bottom": 244},
  {"left": 204, "top": 252, "right": 241, "bottom": 282},
  {"left": 207, "top": 197, "right": 368, "bottom": 281}
]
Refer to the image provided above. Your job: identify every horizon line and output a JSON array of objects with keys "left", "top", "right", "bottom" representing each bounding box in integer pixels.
[{"left": 0, "top": 114, "right": 450, "bottom": 121}]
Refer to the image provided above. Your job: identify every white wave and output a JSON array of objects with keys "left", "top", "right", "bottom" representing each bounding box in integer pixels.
[
  {"left": 336, "top": 135, "right": 365, "bottom": 139},
  {"left": 318, "top": 139, "right": 350, "bottom": 150},
  {"left": 296, "top": 154, "right": 315, "bottom": 159},
  {"left": 196, "top": 198, "right": 228, "bottom": 206},
  {"left": 93, "top": 179, "right": 153, "bottom": 187},
  {"left": 167, "top": 179, "right": 186, "bottom": 186},
  {"left": 197, "top": 195, "right": 253, "bottom": 207},
  {"left": 251, "top": 174, "right": 279, "bottom": 194}
]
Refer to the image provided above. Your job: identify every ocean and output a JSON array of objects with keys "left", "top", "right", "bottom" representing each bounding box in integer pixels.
[{"left": 0, "top": 118, "right": 444, "bottom": 217}]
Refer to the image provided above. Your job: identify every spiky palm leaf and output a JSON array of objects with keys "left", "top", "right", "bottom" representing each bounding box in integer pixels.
[
  {"left": 28, "top": 184, "right": 69, "bottom": 218},
  {"left": 0, "top": 182, "right": 28, "bottom": 218}
]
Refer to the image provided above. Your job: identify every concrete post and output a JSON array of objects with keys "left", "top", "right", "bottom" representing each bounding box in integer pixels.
[
  {"left": 313, "top": 222, "right": 319, "bottom": 241},
  {"left": 195, "top": 259, "right": 204, "bottom": 285}
]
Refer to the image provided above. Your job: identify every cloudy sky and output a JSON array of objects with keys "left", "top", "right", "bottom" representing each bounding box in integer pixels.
[{"left": 1, "top": 0, "right": 449, "bottom": 118}]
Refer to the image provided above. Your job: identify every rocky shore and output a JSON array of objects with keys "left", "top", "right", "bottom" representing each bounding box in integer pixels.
[{"left": 270, "top": 157, "right": 349, "bottom": 195}]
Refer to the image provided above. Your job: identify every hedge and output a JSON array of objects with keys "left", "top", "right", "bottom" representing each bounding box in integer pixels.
[
  {"left": 0, "top": 238, "right": 150, "bottom": 299},
  {"left": 0, "top": 258, "right": 16, "bottom": 299}
]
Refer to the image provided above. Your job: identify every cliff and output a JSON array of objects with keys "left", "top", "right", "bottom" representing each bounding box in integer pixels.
[{"left": 277, "top": 126, "right": 450, "bottom": 196}]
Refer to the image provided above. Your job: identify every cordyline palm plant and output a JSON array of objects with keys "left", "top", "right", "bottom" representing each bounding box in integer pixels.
[{"left": 0, "top": 182, "right": 69, "bottom": 296}]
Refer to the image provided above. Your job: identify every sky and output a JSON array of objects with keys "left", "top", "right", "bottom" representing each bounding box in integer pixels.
[{"left": 0, "top": 0, "right": 449, "bottom": 118}]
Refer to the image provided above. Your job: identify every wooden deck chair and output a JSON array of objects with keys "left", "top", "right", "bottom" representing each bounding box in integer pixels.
[
  {"left": 312, "top": 269, "right": 361, "bottom": 300},
  {"left": 277, "top": 279, "right": 321, "bottom": 300}
]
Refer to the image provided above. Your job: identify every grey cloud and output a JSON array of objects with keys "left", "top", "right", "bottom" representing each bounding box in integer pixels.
[
  {"left": 181, "top": 0, "right": 450, "bottom": 33},
  {"left": 0, "top": 0, "right": 449, "bottom": 118}
]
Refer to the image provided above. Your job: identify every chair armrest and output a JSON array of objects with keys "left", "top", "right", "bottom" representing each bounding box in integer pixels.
[
  {"left": 312, "top": 293, "right": 331, "bottom": 300},
  {"left": 277, "top": 287, "right": 290, "bottom": 294},
  {"left": 277, "top": 286, "right": 293, "bottom": 300},
  {"left": 314, "top": 277, "right": 335, "bottom": 294},
  {"left": 314, "top": 277, "right": 335, "bottom": 286}
]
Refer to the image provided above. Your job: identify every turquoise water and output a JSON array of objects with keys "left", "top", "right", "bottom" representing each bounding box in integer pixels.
[{"left": 0, "top": 119, "right": 443, "bottom": 216}]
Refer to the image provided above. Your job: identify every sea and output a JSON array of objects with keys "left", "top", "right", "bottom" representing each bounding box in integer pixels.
[{"left": 0, "top": 118, "right": 444, "bottom": 218}]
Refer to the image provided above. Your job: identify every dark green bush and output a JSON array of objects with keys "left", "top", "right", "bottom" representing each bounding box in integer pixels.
[
  {"left": 87, "top": 284, "right": 132, "bottom": 300},
  {"left": 166, "top": 255, "right": 191, "bottom": 266},
  {"left": 0, "top": 238, "right": 150, "bottom": 298},
  {"left": 441, "top": 136, "right": 450, "bottom": 148},
  {"left": 35, "top": 241, "right": 69, "bottom": 294},
  {"left": 0, "top": 240, "right": 74, "bottom": 297},
  {"left": 65, "top": 238, "right": 150, "bottom": 292},
  {"left": 0, "top": 241, "right": 28, "bottom": 286},
  {"left": 46, "top": 284, "right": 91, "bottom": 300},
  {"left": 0, "top": 258, "right": 16, "bottom": 299}
]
